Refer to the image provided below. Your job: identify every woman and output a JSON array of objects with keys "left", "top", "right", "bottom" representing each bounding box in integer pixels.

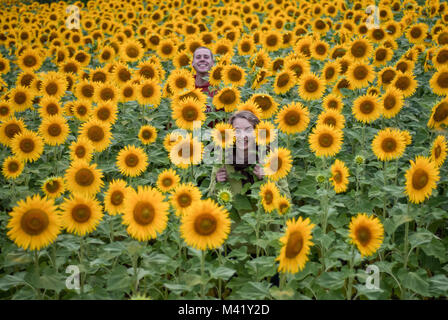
[{"left": 208, "top": 110, "right": 290, "bottom": 221}]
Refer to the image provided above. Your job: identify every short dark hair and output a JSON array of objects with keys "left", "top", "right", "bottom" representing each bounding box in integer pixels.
[
  {"left": 229, "top": 110, "right": 260, "bottom": 128},
  {"left": 193, "top": 46, "right": 214, "bottom": 62}
]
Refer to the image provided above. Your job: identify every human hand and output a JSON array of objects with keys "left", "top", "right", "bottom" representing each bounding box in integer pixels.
[
  {"left": 254, "top": 165, "right": 264, "bottom": 180},
  {"left": 216, "top": 167, "right": 227, "bottom": 182}
]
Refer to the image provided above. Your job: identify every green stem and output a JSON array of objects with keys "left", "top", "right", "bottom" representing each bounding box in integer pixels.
[
  {"left": 79, "top": 236, "right": 85, "bottom": 298},
  {"left": 132, "top": 255, "right": 139, "bottom": 295},
  {"left": 201, "top": 250, "right": 206, "bottom": 299},
  {"left": 33, "top": 251, "right": 42, "bottom": 300},
  {"left": 279, "top": 272, "right": 287, "bottom": 290},
  {"left": 347, "top": 246, "right": 355, "bottom": 300},
  {"left": 109, "top": 215, "right": 114, "bottom": 243},
  {"left": 217, "top": 249, "right": 223, "bottom": 300},
  {"left": 402, "top": 202, "right": 410, "bottom": 299},
  {"left": 383, "top": 161, "right": 387, "bottom": 218}
]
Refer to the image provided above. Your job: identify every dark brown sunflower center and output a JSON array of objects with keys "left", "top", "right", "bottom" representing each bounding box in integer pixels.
[
  {"left": 81, "top": 84, "right": 94, "bottom": 98},
  {"left": 437, "top": 50, "right": 448, "bottom": 64},
  {"left": 266, "top": 34, "right": 278, "bottom": 47},
  {"left": 412, "top": 168, "right": 429, "bottom": 190},
  {"left": 354, "top": 66, "right": 368, "bottom": 80},
  {"left": 178, "top": 54, "right": 189, "bottom": 66},
  {"left": 111, "top": 190, "right": 124, "bottom": 206},
  {"left": 241, "top": 42, "right": 251, "bottom": 52},
  {"left": 228, "top": 68, "right": 242, "bottom": 82},
  {"left": 23, "top": 55, "right": 37, "bottom": 67},
  {"left": 142, "top": 129, "right": 152, "bottom": 140},
  {"left": 100, "top": 87, "right": 115, "bottom": 101},
  {"left": 118, "top": 68, "right": 131, "bottom": 82},
  {"left": 325, "top": 67, "right": 335, "bottom": 80},
  {"left": 87, "top": 125, "right": 104, "bottom": 142},
  {"left": 285, "top": 231, "right": 303, "bottom": 259},
  {"left": 102, "top": 51, "right": 111, "bottom": 60},
  {"left": 219, "top": 89, "right": 236, "bottom": 105},
  {"left": 46, "top": 103, "right": 59, "bottom": 115},
  {"left": 351, "top": 41, "right": 367, "bottom": 58},
  {"left": 46, "top": 82, "right": 58, "bottom": 95},
  {"left": 194, "top": 213, "right": 217, "bottom": 236},
  {"left": 123, "top": 87, "right": 134, "bottom": 97},
  {"left": 324, "top": 116, "right": 336, "bottom": 127},
  {"left": 140, "top": 66, "right": 155, "bottom": 79},
  {"left": 48, "top": 123, "right": 62, "bottom": 136},
  {"left": 284, "top": 110, "right": 300, "bottom": 126},
  {"left": 125, "top": 153, "right": 139, "bottom": 167},
  {"left": 92, "top": 72, "right": 106, "bottom": 83},
  {"left": 182, "top": 106, "right": 198, "bottom": 121},
  {"left": 376, "top": 49, "right": 387, "bottom": 61},
  {"left": 264, "top": 190, "right": 273, "bottom": 204},
  {"left": 212, "top": 67, "right": 223, "bottom": 80},
  {"left": 410, "top": 27, "right": 422, "bottom": 39},
  {"left": 396, "top": 62, "right": 408, "bottom": 73},
  {"left": 126, "top": 46, "right": 139, "bottom": 58},
  {"left": 75, "top": 168, "right": 94, "bottom": 186},
  {"left": 162, "top": 177, "right": 173, "bottom": 187},
  {"left": 162, "top": 44, "right": 173, "bottom": 55},
  {"left": 372, "top": 29, "right": 385, "bottom": 40},
  {"left": 254, "top": 96, "right": 272, "bottom": 111},
  {"left": 277, "top": 73, "right": 290, "bottom": 87},
  {"left": 437, "top": 72, "right": 448, "bottom": 88},
  {"left": 433, "top": 102, "right": 448, "bottom": 122},
  {"left": 71, "top": 204, "right": 91, "bottom": 223},
  {"left": 75, "top": 145, "right": 86, "bottom": 158},
  {"left": 333, "top": 170, "right": 342, "bottom": 183},
  {"left": 360, "top": 101, "right": 374, "bottom": 114},
  {"left": 21, "top": 74, "right": 34, "bottom": 87},
  {"left": 21, "top": 208, "right": 49, "bottom": 236},
  {"left": 14, "top": 92, "right": 27, "bottom": 105},
  {"left": 133, "top": 201, "right": 155, "bottom": 225},
  {"left": 304, "top": 79, "right": 318, "bottom": 93},
  {"left": 384, "top": 95, "right": 396, "bottom": 110},
  {"left": 216, "top": 45, "right": 229, "bottom": 55},
  {"left": 19, "top": 138, "right": 35, "bottom": 153},
  {"left": 382, "top": 70, "right": 396, "bottom": 84},
  {"left": 434, "top": 145, "right": 442, "bottom": 159},
  {"left": 381, "top": 137, "right": 397, "bottom": 152},
  {"left": 316, "top": 44, "right": 326, "bottom": 55},
  {"left": 5, "top": 124, "right": 21, "bottom": 139},
  {"left": 178, "top": 193, "right": 192, "bottom": 207},
  {"left": 97, "top": 107, "right": 111, "bottom": 120},
  {"left": 355, "top": 226, "right": 371, "bottom": 245},
  {"left": 319, "top": 133, "right": 333, "bottom": 147},
  {"left": 328, "top": 100, "right": 338, "bottom": 109},
  {"left": 8, "top": 160, "right": 19, "bottom": 172}
]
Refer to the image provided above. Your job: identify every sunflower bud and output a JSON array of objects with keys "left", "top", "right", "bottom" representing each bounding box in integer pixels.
[
  {"left": 217, "top": 188, "right": 233, "bottom": 205},
  {"left": 316, "top": 174, "right": 326, "bottom": 184},
  {"left": 355, "top": 155, "right": 365, "bottom": 165}
]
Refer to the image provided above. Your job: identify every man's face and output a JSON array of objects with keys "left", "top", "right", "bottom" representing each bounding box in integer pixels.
[
  {"left": 233, "top": 118, "right": 255, "bottom": 151},
  {"left": 192, "top": 48, "right": 214, "bottom": 74}
]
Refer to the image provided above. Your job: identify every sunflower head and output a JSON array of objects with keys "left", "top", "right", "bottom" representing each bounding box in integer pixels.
[{"left": 349, "top": 213, "right": 384, "bottom": 257}]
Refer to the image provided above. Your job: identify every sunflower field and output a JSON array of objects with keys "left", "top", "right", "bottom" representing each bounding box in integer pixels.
[{"left": 0, "top": 0, "right": 448, "bottom": 301}]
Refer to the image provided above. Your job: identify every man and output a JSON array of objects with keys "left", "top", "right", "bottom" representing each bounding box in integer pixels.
[{"left": 191, "top": 46, "right": 217, "bottom": 113}]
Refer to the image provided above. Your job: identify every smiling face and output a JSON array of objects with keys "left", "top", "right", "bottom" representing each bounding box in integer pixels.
[
  {"left": 192, "top": 47, "right": 214, "bottom": 75},
  {"left": 232, "top": 117, "right": 255, "bottom": 151}
]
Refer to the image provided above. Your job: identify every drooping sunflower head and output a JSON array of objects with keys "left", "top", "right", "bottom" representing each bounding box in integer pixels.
[
  {"left": 349, "top": 213, "right": 384, "bottom": 257},
  {"left": 116, "top": 145, "right": 148, "bottom": 177},
  {"left": 329, "top": 159, "right": 350, "bottom": 194},
  {"left": 428, "top": 98, "right": 448, "bottom": 129},
  {"left": 405, "top": 156, "right": 440, "bottom": 204},
  {"left": 430, "top": 66, "right": 448, "bottom": 96},
  {"left": 276, "top": 216, "right": 315, "bottom": 274},
  {"left": 430, "top": 135, "right": 447, "bottom": 168},
  {"left": 7, "top": 194, "right": 61, "bottom": 251}
]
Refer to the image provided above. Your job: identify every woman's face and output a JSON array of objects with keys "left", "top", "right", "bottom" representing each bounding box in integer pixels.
[{"left": 232, "top": 117, "right": 255, "bottom": 150}]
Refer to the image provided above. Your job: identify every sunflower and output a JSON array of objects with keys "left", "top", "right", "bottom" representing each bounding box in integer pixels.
[
  {"left": 349, "top": 213, "right": 384, "bottom": 257},
  {"left": 17, "top": 48, "right": 43, "bottom": 71},
  {"left": 222, "top": 64, "right": 246, "bottom": 87},
  {"left": 0, "top": 117, "right": 27, "bottom": 147},
  {"left": 392, "top": 72, "right": 418, "bottom": 97},
  {"left": 135, "top": 60, "right": 160, "bottom": 82},
  {"left": 38, "top": 96, "right": 61, "bottom": 118},
  {"left": 92, "top": 103, "right": 117, "bottom": 125},
  {"left": 99, "top": 46, "right": 116, "bottom": 64},
  {"left": 329, "top": 159, "right": 350, "bottom": 193},
  {"left": 347, "top": 38, "right": 373, "bottom": 61},
  {"left": 163, "top": 131, "right": 184, "bottom": 152},
  {"left": 298, "top": 73, "right": 325, "bottom": 101},
  {"left": 251, "top": 49, "right": 272, "bottom": 70},
  {"left": 0, "top": 56, "right": 10, "bottom": 74},
  {"left": 405, "top": 156, "right": 440, "bottom": 204},
  {"left": 0, "top": 101, "right": 13, "bottom": 121},
  {"left": 172, "top": 97, "right": 206, "bottom": 130},
  {"left": 317, "top": 109, "right": 346, "bottom": 130},
  {"left": 406, "top": 23, "right": 428, "bottom": 44},
  {"left": 273, "top": 69, "right": 296, "bottom": 95},
  {"left": 259, "top": 181, "right": 280, "bottom": 213},
  {"left": 428, "top": 98, "right": 448, "bottom": 129},
  {"left": 68, "top": 137, "right": 93, "bottom": 163},
  {"left": 308, "top": 124, "right": 344, "bottom": 157},
  {"left": 11, "top": 130, "right": 44, "bottom": 163},
  {"left": 209, "top": 64, "right": 224, "bottom": 86},
  {"left": 284, "top": 57, "right": 309, "bottom": 80},
  {"left": 378, "top": 67, "right": 397, "bottom": 88},
  {"left": 138, "top": 125, "right": 157, "bottom": 145},
  {"left": 112, "top": 61, "right": 132, "bottom": 84},
  {"left": 322, "top": 61, "right": 341, "bottom": 83},
  {"left": 430, "top": 135, "right": 447, "bottom": 168},
  {"left": 373, "top": 46, "right": 393, "bottom": 67},
  {"left": 276, "top": 102, "right": 310, "bottom": 135},
  {"left": 120, "top": 38, "right": 144, "bottom": 62},
  {"left": 430, "top": 67, "right": 448, "bottom": 96},
  {"left": 249, "top": 93, "right": 278, "bottom": 119},
  {"left": 262, "top": 30, "right": 282, "bottom": 52},
  {"left": 135, "top": 79, "right": 161, "bottom": 107},
  {"left": 169, "top": 135, "right": 203, "bottom": 169},
  {"left": 263, "top": 147, "right": 292, "bottom": 181},
  {"left": 322, "top": 93, "right": 344, "bottom": 112},
  {"left": 211, "top": 122, "right": 235, "bottom": 149},
  {"left": 79, "top": 119, "right": 112, "bottom": 152},
  {"left": 59, "top": 194, "right": 103, "bottom": 236},
  {"left": 39, "top": 115, "right": 69, "bottom": 146},
  {"left": 167, "top": 69, "right": 195, "bottom": 96},
  {"left": 180, "top": 198, "right": 230, "bottom": 251},
  {"left": 255, "top": 121, "right": 277, "bottom": 145},
  {"left": 170, "top": 182, "right": 202, "bottom": 216},
  {"left": 71, "top": 100, "right": 92, "bottom": 121},
  {"left": 40, "top": 71, "right": 67, "bottom": 100},
  {"left": 400, "top": 130, "right": 413, "bottom": 146},
  {"left": 7, "top": 194, "right": 61, "bottom": 251},
  {"left": 2, "top": 156, "right": 24, "bottom": 180},
  {"left": 276, "top": 216, "right": 315, "bottom": 274},
  {"left": 103, "top": 179, "right": 130, "bottom": 216},
  {"left": 116, "top": 145, "right": 148, "bottom": 177},
  {"left": 74, "top": 79, "right": 95, "bottom": 102},
  {"left": 9, "top": 86, "right": 34, "bottom": 112},
  {"left": 369, "top": 26, "right": 388, "bottom": 44},
  {"left": 381, "top": 87, "right": 404, "bottom": 119},
  {"left": 333, "top": 77, "right": 353, "bottom": 96},
  {"left": 252, "top": 68, "right": 271, "bottom": 90},
  {"left": 173, "top": 50, "right": 191, "bottom": 69},
  {"left": 42, "top": 176, "right": 65, "bottom": 198},
  {"left": 213, "top": 38, "right": 233, "bottom": 56},
  {"left": 311, "top": 40, "right": 329, "bottom": 60},
  {"left": 372, "top": 128, "right": 406, "bottom": 161},
  {"left": 122, "top": 185, "right": 169, "bottom": 241},
  {"left": 94, "top": 82, "right": 120, "bottom": 105},
  {"left": 213, "top": 87, "right": 241, "bottom": 112},
  {"left": 157, "top": 38, "right": 177, "bottom": 60},
  {"left": 238, "top": 36, "right": 255, "bottom": 55},
  {"left": 352, "top": 94, "right": 382, "bottom": 123},
  {"left": 64, "top": 160, "right": 104, "bottom": 196},
  {"left": 276, "top": 195, "right": 290, "bottom": 215},
  {"left": 346, "top": 62, "right": 375, "bottom": 89},
  {"left": 156, "top": 169, "right": 180, "bottom": 193}
]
